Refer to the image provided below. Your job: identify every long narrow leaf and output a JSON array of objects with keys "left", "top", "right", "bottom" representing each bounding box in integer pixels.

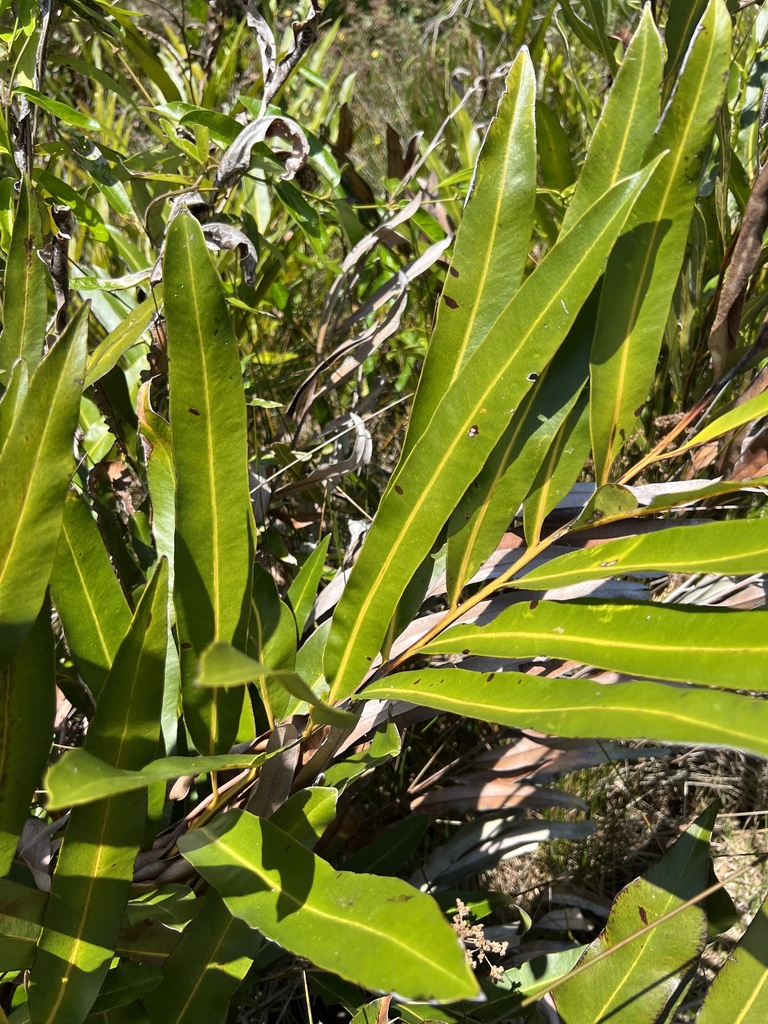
[
  {"left": 589, "top": 0, "right": 731, "bottom": 482},
  {"left": 0, "top": 175, "right": 47, "bottom": 374},
  {"left": 0, "top": 605, "right": 55, "bottom": 875},
  {"left": 0, "top": 304, "right": 88, "bottom": 668},
  {"left": 45, "top": 747, "right": 274, "bottom": 810},
  {"left": 363, "top": 670, "right": 768, "bottom": 757},
  {"left": 442, "top": 12, "right": 662, "bottom": 600},
  {"left": 423, "top": 600, "right": 768, "bottom": 690},
  {"left": 325, "top": 162, "right": 660, "bottom": 701},
  {"left": 164, "top": 213, "right": 254, "bottom": 754},
  {"left": 512, "top": 515, "right": 768, "bottom": 590},
  {"left": 51, "top": 492, "right": 132, "bottom": 700},
  {"left": 554, "top": 806, "right": 713, "bottom": 1023},
  {"left": 697, "top": 890, "right": 768, "bottom": 1023},
  {"left": 178, "top": 809, "right": 480, "bottom": 1003},
  {"left": 403, "top": 50, "right": 536, "bottom": 451},
  {"left": 29, "top": 561, "right": 168, "bottom": 1024},
  {"left": 143, "top": 891, "right": 254, "bottom": 1024}
]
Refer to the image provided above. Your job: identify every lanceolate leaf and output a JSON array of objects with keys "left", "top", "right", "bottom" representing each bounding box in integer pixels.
[
  {"left": 325, "top": 163, "right": 660, "bottom": 701},
  {"left": 51, "top": 491, "right": 132, "bottom": 700},
  {"left": 137, "top": 385, "right": 180, "bottom": 753},
  {"left": 522, "top": 389, "right": 590, "bottom": 546},
  {"left": 561, "top": 7, "right": 663, "bottom": 232},
  {"left": 512, "top": 515, "right": 768, "bottom": 591},
  {"left": 0, "top": 358, "right": 29, "bottom": 451},
  {"left": 697, "top": 890, "right": 768, "bottom": 1023},
  {"left": 0, "top": 175, "right": 47, "bottom": 375},
  {"left": 403, "top": 49, "right": 536, "bottom": 451},
  {"left": 589, "top": 0, "right": 731, "bottom": 483},
  {"left": 85, "top": 291, "right": 161, "bottom": 389},
  {"left": 30, "top": 561, "right": 169, "bottom": 1024},
  {"left": 445, "top": 295, "right": 593, "bottom": 605},
  {"left": 164, "top": 212, "right": 254, "bottom": 754},
  {"left": 178, "top": 809, "right": 479, "bottom": 1003},
  {"left": 0, "top": 303, "right": 88, "bottom": 669},
  {"left": 554, "top": 805, "right": 714, "bottom": 1023},
  {"left": 0, "top": 604, "right": 55, "bottom": 876},
  {"left": 423, "top": 600, "right": 768, "bottom": 690},
  {"left": 197, "top": 641, "right": 356, "bottom": 729},
  {"left": 362, "top": 670, "right": 768, "bottom": 757},
  {"left": 663, "top": 0, "right": 709, "bottom": 95},
  {"left": 443, "top": 13, "right": 664, "bottom": 601},
  {"left": 287, "top": 533, "right": 331, "bottom": 636},
  {"left": 45, "top": 747, "right": 274, "bottom": 811},
  {"left": 143, "top": 891, "right": 254, "bottom": 1024}
]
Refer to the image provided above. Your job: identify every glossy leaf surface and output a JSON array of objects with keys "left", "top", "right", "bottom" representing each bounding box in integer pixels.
[
  {"left": 164, "top": 212, "right": 254, "bottom": 753},
  {"left": 51, "top": 491, "right": 132, "bottom": 699},
  {"left": 363, "top": 670, "right": 768, "bottom": 756},
  {"left": 590, "top": 0, "right": 731, "bottom": 481},
  {"left": 30, "top": 562, "right": 168, "bottom": 1024},
  {"left": 404, "top": 49, "right": 536, "bottom": 449},
  {"left": 697, "top": 890, "right": 768, "bottom": 1023},
  {"left": 0, "top": 175, "right": 47, "bottom": 374},
  {"left": 178, "top": 809, "right": 480, "bottom": 1003},
  {"left": 513, "top": 516, "right": 768, "bottom": 590},
  {"left": 0, "top": 304, "right": 88, "bottom": 668},
  {"left": 45, "top": 747, "right": 274, "bottom": 810},
  {"left": 0, "top": 605, "right": 55, "bottom": 875},
  {"left": 423, "top": 600, "right": 768, "bottom": 689},
  {"left": 143, "top": 892, "right": 253, "bottom": 1024},
  {"left": 325, "top": 163, "right": 659, "bottom": 700},
  {"left": 554, "top": 805, "right": 714, "bottom": 1023}
]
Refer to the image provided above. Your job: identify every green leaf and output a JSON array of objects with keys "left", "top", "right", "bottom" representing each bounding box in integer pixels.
[
  {"left": 247, "top": 563, "right": 298, "bottom": 724},
  {"left": 0, "top": 879, "right": 45, "bottom": 971},
  {"left": 561, "top": 8, "right": 663, "bottom": 232},
  {"left": 45, "top": 747, "right": 275, "bottom": 810},
  {"left": 270, "top": 787, "right": 338, "bottom": 849},
  {"left": 0, "top": 175, "right": 47, "bottom": 374},
  {"left": 164, "top": 212, "right": 254, "bottom": 754},
  {"left": 522, "top": 388, "right": 590, "bottom": 545},
  {"left": 0, "top": 303, "right": 88, "bottom": 668},
  {"left": 51, "top": 491, "right": 132, "bottom": 700},
  {"left": 697, "top": 889, "right": 768, "bottom": 1023},
  {"left": 197, "top": 641, "right": 357, "bottom": 729},
  {"left": 29, "top": 561, "right": 169, "bottom": 1024},
  {"left": 445, "top": 299, "right": 592, "bottom": 603},
  {"left": 321, "top": 719, "right": 401, "bottom": 793},
  {"left": 343, "top": 815, "right": 429, "bottom": 876},
  {"left": 178, "top": 809, "right": 480, "bottom": 1003},
  {"left": 34, "top": 169, "right": 109, "bottom": 242},
  {"left": 535, "top": 102, "right": 575, "bottom": 193},
  {"left": 0, "top": 358, "right": 29, "bottom": 451},
  {"left": 424, "top": 599, "right": 768, "bottom": 690},
  {"left": 143, "top": 891, "right": 254, "bottom": 1024},
  {"left": 137, "top": 385, "right": 179, "bottom": 753},
  {"left": 589, "top": 0, "right": 731, "bottom": 482},
  {"left": 325, "top": 160, "right": 660, "bottom": 701},
  {"left": 403, "top": 49, "right": 536, "bottom": 452},
  {"left": 14, "top": 86, "right": 101, "bottom": 132},
  {"left": 85, "top": 291, "right": 159, "bottom": 388},
  {"left": 0, "top": 605, "right": 55, "bottom": 875},
  {"left": 669, "top": 387, "right": 768, "bottom": 455},
  {"left": 362, "top": 669, "right": 768, "bottom": 757},
  {"left": 287, "top": 534, "right": 330, "bottom": 636},
  {"left": 663, "top": 0, "right": 709, "bottom": 96},
  {"left": 554, "top": 805, "right": 714, "bottom": 1023},
  {"left": 512, "top": 515, "right": 768, "bottom": 591},
  {"left": 89, "top": 962, "right": 163, "bottom": 1013}
]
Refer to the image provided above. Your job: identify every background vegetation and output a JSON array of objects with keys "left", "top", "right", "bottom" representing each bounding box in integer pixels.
[{"left": 2, "top": 0, "right": 768, "bottom": 1022}]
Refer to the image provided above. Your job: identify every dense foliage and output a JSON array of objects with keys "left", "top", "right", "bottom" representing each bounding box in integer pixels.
[{"left": 2, "top": 0, "right": 768, "bottom": 1021}]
